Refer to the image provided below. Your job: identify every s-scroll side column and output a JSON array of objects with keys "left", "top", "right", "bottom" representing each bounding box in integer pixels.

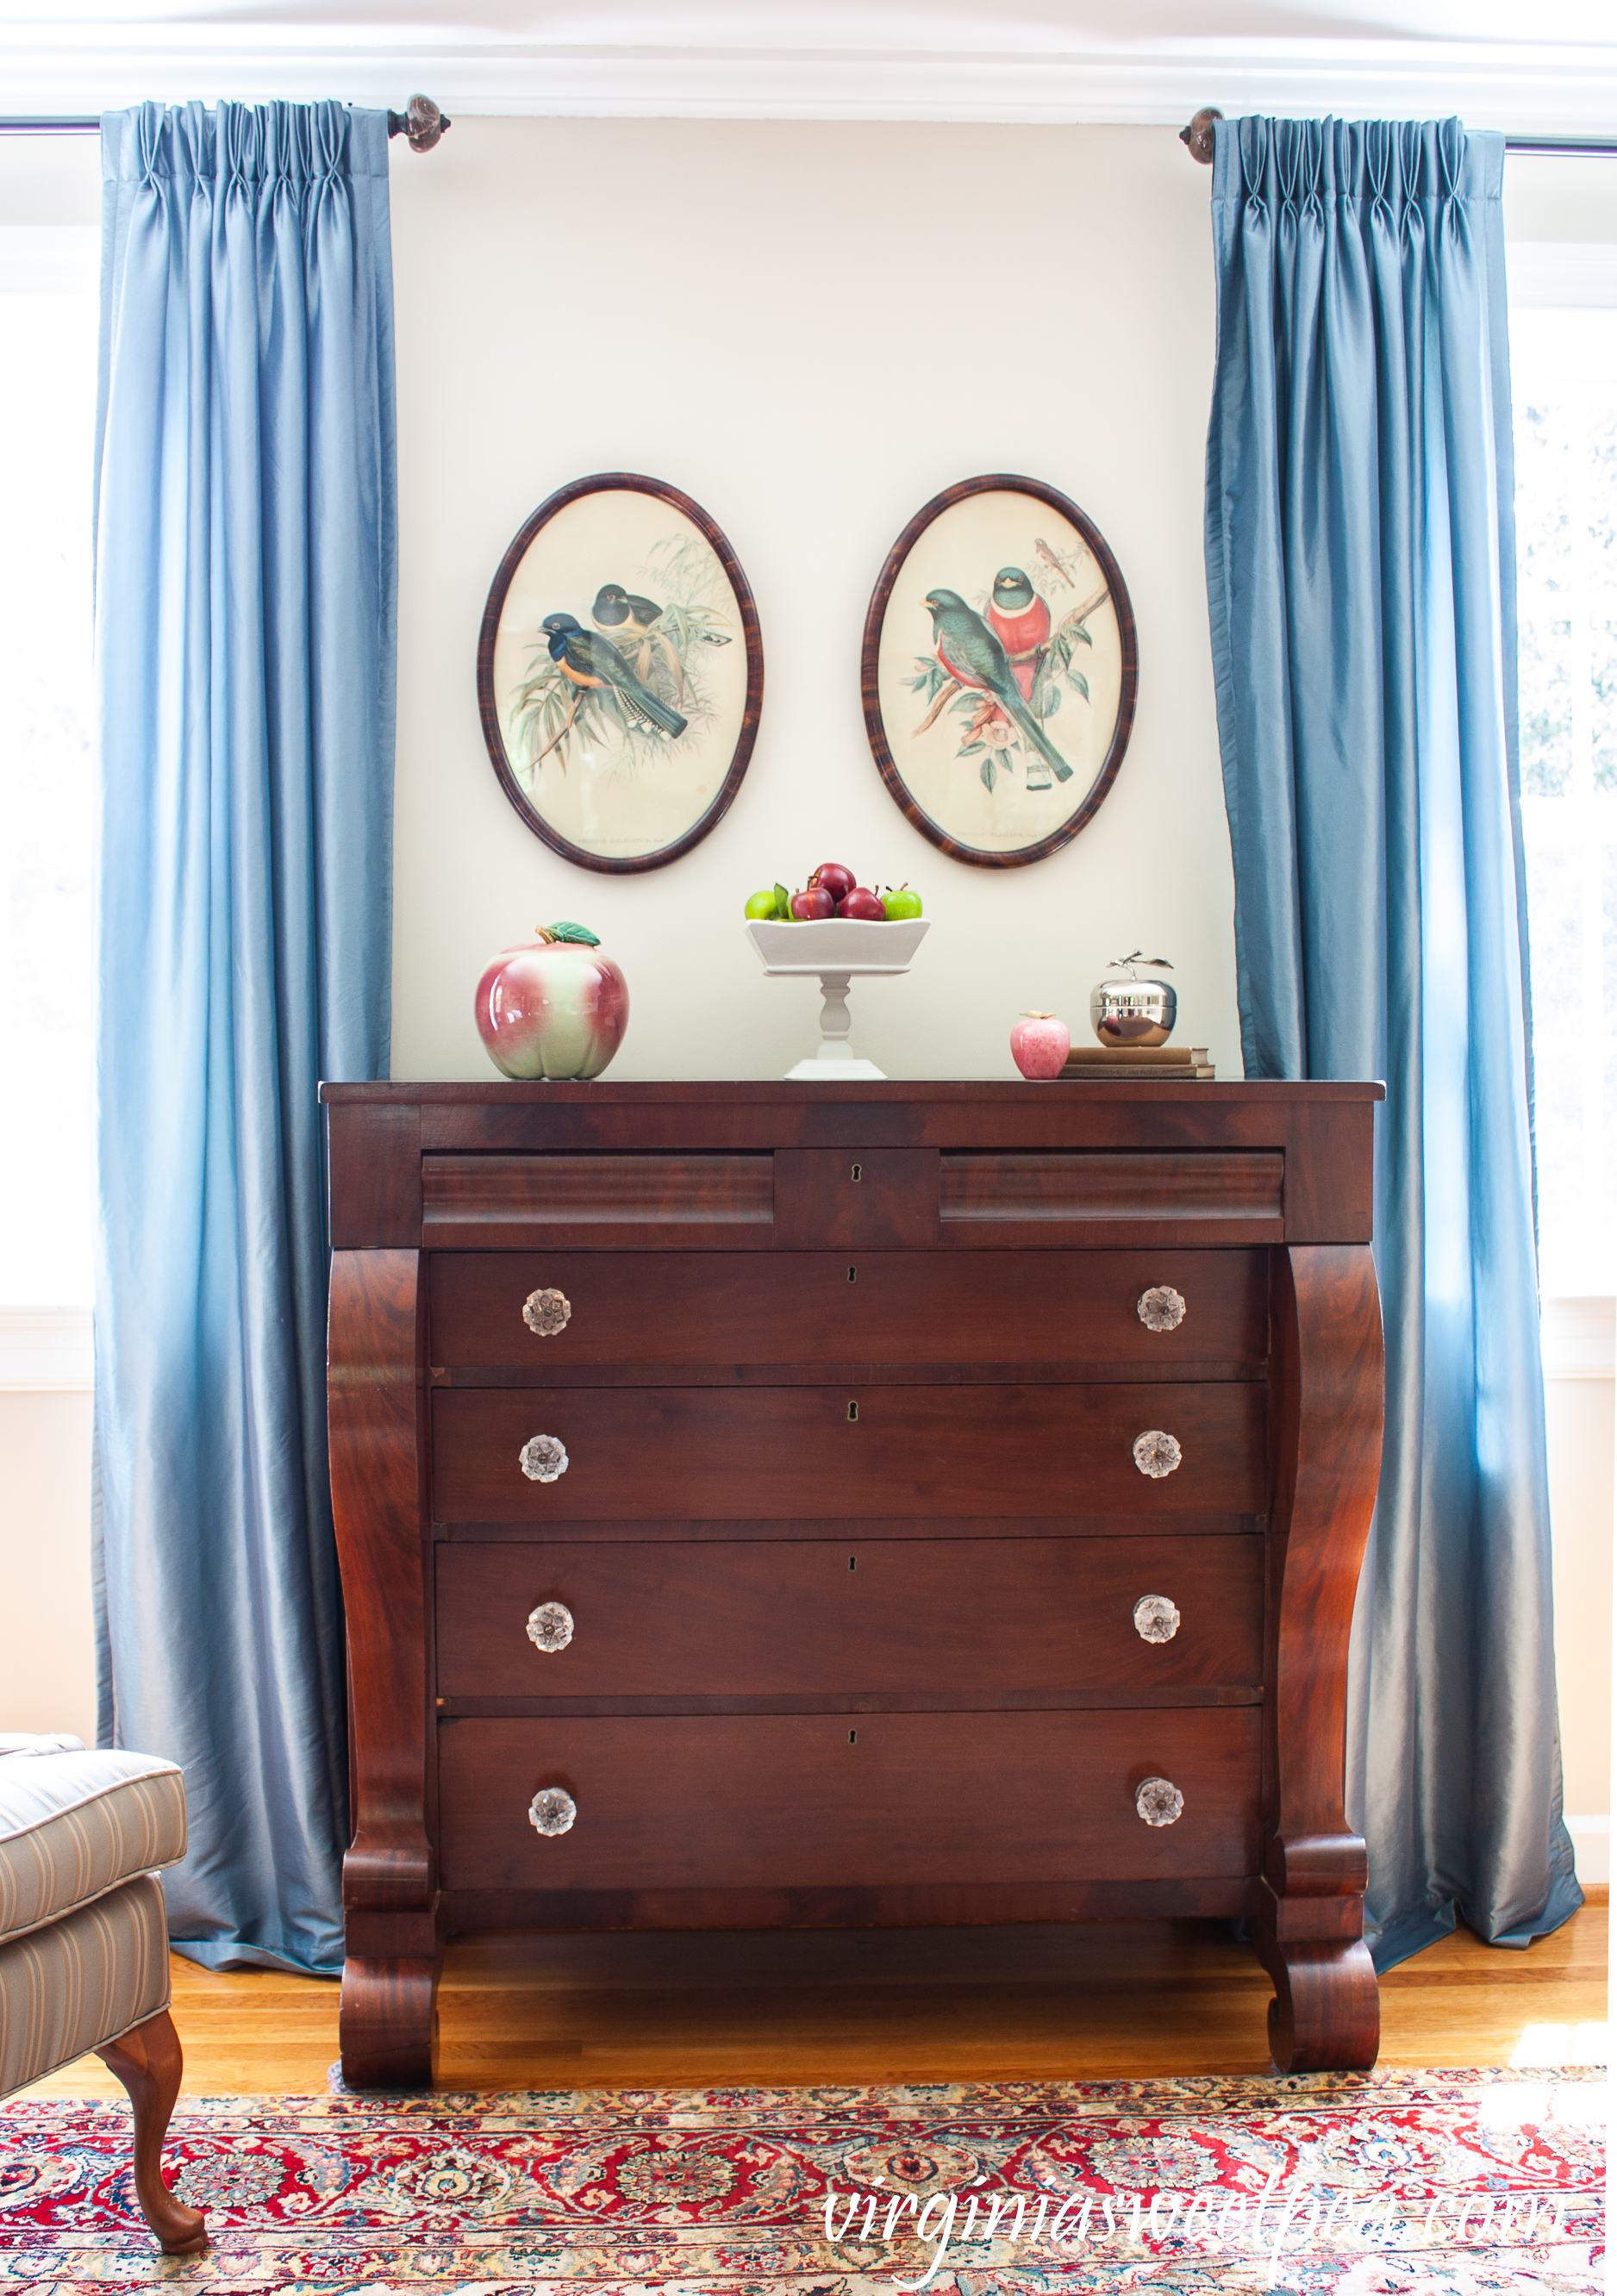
[
  {"left": 328, "top": 1240, "right": 437, "bottom": 2087},
  {"left": 1258, "top": 1242, "right": 1384, "bottom": 2072}
]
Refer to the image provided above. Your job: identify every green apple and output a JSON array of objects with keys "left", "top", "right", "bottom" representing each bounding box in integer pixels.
[
  {"left": 883, "top": 883, "right": 922, "bottom": 920},
  {"left": 744, "top": 888, "right": 778, "bottom": 920}
]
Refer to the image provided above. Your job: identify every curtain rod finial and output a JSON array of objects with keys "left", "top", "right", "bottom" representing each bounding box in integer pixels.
[
  {"left": 1180, "top": 107, "right": 1221, "bottom": 164},
  {"left": 388, "top": 94, "right": 450, "bottom": 152}
]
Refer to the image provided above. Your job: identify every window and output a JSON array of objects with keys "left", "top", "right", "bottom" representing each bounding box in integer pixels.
[
  {"left": 0, "top": 226, "right": 97, "bottom": 1314},
  {"left": 1512, "top": 289, "right": 1617, "bottom": 1296}
]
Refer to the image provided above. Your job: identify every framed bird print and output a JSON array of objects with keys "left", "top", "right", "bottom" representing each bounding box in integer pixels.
[
  {"left": 862, "top": 474, "right": 1138, "bottom": 868},
  {"left": 478, "top": 472, "right": 764, "bottom": 872}
]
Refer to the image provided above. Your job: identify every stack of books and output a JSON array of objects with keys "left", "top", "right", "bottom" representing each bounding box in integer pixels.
[{"left": 1063, "top": 1044, "right": 1216, "bottom": 1081}]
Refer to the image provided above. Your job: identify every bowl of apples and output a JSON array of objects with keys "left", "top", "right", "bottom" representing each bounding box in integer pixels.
[{"left": 743, "top": 864, "right": 928, "bottom": 1079}]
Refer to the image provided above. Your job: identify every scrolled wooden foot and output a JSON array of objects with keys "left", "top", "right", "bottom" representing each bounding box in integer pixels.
[
  {"left": 94, "top": 2006, "right": 208, "bottom": 2255},
  {"left": 340, "top": 1952, "right": 440, "bottom": 2088},
  {"left": 1262, "top": 1937, "right": 1380, "bottom": 2072}
]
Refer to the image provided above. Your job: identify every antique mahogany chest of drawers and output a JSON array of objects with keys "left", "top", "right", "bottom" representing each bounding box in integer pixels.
[{"left": 322, "top": 1080, "right": 1385, "bottom": 2085}]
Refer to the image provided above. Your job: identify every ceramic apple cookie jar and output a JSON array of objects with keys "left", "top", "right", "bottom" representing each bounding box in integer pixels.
[{"left": 475, "top": 923, "right": 628, "bottom": 1080}]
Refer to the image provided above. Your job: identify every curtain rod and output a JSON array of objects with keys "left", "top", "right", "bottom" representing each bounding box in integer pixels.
[
  {"left": 1180, "top": 106, "right": 1617, "bottom": 162},
  {"left": 0, "top": 93, "right": 450, "bottom": 150}
]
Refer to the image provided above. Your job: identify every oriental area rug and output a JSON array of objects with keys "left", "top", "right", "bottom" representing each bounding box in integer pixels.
[{"left": 0, "top": 2066, "right": 1604, "bottom": 2293}]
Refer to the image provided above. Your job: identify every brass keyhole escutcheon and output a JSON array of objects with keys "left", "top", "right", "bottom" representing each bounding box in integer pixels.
[
  {"left": 850, "top": 1163, "right": 862, "bottom": 1182},
  {"left": 847, "top": 1401, "right": 859, "bottom": 1422}
]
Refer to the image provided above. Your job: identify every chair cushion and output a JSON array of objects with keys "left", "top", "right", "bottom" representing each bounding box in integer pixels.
[
  {"left": 0, "top": 1872, "right": 171, "bottom": 2093},
  {"left": 0, "top": 1744, "right": 186, "bottom": 1947}
]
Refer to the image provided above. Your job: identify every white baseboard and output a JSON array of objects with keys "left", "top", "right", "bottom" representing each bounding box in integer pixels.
[{"left": 1567, "top": 1814, "right": 1610, "bottom": 1886}]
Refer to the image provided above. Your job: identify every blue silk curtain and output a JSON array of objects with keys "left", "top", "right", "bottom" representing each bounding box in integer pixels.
[
  {"left": 93, "top": 103, "right": 396, "bottom": 1974},
  {"left": 1205, "top": 116, "right": 1582, "bottom": 1967}
]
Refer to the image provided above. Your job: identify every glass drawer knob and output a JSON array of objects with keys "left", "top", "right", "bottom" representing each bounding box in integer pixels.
[
  {"left": 523, "top": 1287, "right": 571, "bottom": 1337},
  {"left": 520, "top": 1433, "right": 569, "bottom": 1482},
  {"left": 1136, "top": 1776, "right": 1184, "bottom": 1827},
  {"left": 528, "top": 1787, "right": 576, "bottom": 1837},
  {"left": 1133, "top": 1594, "right": 1181, "bottom": 1643},
  {"left": 1133, "top": 1429, "right": 1183, "bottom": 1478},
  {"left": 526, "top": 1600, "right": 574, "bottom": 1653},
  {"left": 1138, "top": 1285, "right": 1186, "bottom": 1332}
]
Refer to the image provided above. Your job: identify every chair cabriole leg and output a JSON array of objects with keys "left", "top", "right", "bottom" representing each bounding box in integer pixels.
[{"left": 94, "top": 2006, "right": 208, "bottom": 2255}]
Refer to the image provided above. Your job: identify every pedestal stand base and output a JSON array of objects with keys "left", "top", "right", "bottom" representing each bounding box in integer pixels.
[{"left": 786, "top": 1055, "right": 887, "bottom": 1080}]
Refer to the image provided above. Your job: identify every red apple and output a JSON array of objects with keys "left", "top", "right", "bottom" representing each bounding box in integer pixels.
[
  {"left": 790, "top": 885, "right": 835, "bottom": 920},
  {"left": 837, "top": 887, "right": 886, "bottom": 920},
  {"left": 810, "top": 862, "right": 857, "bottom": 905},
  {"left": 475, "top": 924, "right": 628, "bottom": 1080},
  {"left": 1010, "top": 1009, "right": 1071, "bottom": 1081}
]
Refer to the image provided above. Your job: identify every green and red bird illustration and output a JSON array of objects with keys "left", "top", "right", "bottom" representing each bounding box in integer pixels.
[
  {"left": 540, "top": 612, "right": 688, "bottom": 739},
  {"left": 986, "top": 565, "right": 1052, "bottom": 702},
  {"left": 921, "top": 589, "right": 1071, "bottom": 783}
]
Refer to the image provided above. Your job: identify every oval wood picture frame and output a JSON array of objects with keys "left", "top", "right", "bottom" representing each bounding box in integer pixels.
[
  {"left": 478, "top": 472, "right": 764, "bottom": 874},
  {"left": 862, "top": 474, "right": 1138, "bottom": 869}
]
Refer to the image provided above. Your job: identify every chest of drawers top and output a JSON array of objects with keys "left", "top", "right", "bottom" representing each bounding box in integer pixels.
[{"left": 320, "top": 1081, "right": 1382, "bottom": 1252}]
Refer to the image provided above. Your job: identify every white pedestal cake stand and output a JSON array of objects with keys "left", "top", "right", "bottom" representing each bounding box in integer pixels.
[{"left": 745, "top": 916, "right": 931, "bottom": 1079}]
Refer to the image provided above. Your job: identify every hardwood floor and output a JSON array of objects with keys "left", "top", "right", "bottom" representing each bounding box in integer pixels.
[{"left": 21, "top": 1892, "right": 1606, "bottom": 2099}]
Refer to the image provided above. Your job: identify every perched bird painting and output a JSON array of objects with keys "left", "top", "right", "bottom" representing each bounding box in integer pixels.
[
  {"left": 540, "top": 612, "right": 688, "bottom": 741},
  {"left": 509, "top": 533, "right": 734, "bottom": 782},
  {"left": 985, "top": 566, "right": 1052, "bottom": 702},
  {"left": 919, "top": 590, "right": 1072, "bottom": 785},
  {"left": 905, "top": 552, "right": 1107, "bottom": 795}
]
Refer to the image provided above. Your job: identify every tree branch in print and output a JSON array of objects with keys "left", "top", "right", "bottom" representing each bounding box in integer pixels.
[{"left": 509, "top": 533, "right": 733, "bottom": 787}]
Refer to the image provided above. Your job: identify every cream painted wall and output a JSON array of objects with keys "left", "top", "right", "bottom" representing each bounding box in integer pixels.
[
  {"left": 0, "top": 1391, "right": 97, "bottom": 1744},
  {"left": 385, "top": 121, "right": 1239, "bottom": 1084},
  {"left": 1545, "top": 1377, "right": 1614, "bottom": 1823}
]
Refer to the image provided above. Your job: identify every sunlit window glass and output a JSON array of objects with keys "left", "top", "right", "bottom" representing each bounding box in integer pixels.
[{"left": 0, "top": 226, "right": 97, "bottom": 1308}]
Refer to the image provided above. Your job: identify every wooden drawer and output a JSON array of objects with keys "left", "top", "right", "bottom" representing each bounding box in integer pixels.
[
  {"left": 429, "top": 1250, "right": 1268, "bottom": 1370},
  {"left": 430, "top": 1382, "right": 1268, "bottom": 1522},
  {"left": 437, "top": 1709, "right": 1263, "bottom": 1889},
  {"left": 436, "top": 1535, "right": 1264, "bottom": 1698},
  {"left": 421, "top": 1153, "right": 775, "bottom": 1250},
  {"left": 940, "top": 1151, "right": 1284, "bottom": 1245}
]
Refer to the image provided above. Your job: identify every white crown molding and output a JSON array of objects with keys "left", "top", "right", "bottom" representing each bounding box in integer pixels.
[{"left": 3, "top": 34, "right": 1617, "bottom": 135}]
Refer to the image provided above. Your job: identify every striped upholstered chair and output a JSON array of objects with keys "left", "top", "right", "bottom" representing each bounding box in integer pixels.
[{"left": 0, "top": 1734, "right": 206, "bottom": 2255}]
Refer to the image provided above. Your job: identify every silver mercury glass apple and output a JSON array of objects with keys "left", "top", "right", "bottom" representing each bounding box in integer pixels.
[{"left": 1089, "top": 951, "right": 1177, "bottom": 1048}]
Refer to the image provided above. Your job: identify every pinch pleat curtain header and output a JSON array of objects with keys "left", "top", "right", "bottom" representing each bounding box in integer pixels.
[
  {"left": 1216, "top": 112, "right": 1487, "bottom": 212},
  {"left": 94, "top": 100, "right": 396, "bottom": 1975}
]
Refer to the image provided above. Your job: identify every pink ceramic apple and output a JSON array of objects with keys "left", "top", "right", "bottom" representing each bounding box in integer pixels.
[
  {"left": 476, "top": 923, "right": 629, "bottom": 1080},
  {"left": 1010, "top": 1009, "right": 1070, "bottom": 1080}
]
